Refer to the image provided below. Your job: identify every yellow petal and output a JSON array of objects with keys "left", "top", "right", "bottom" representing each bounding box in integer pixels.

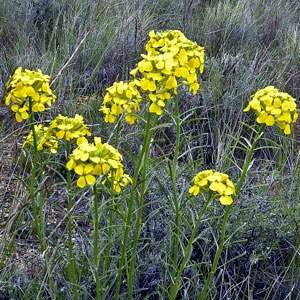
[
  {"left": 86, "top": 174, "right": 96, "bottom": 185},
  {"left": 108, "top": 159, "right": 119, "bottom": 169},
  {"left": 66, "top": 131, "right": 73, "bottom": 140},
  {"left": 220, "top": 196, "right": 233, "bottom": 205},
  {"left": 77, "top": 137, "right": 87, "bottom": 145},
  {"left": 156, "top": 61, "right": 164, "bottom": 69},
  {"left": 114, "top": 184, "right": 121, "bottom": 193},
  {"left": 11, "top": 104, "right": 19, "bottom": 112},
  {"left": 198, "top": 178, "right": 208, "bottom": 186},
  {"left": 66, "top": 160, "right": 74, "bottom": 170},
  {"left": 243, "top": 104, "right": 251, "bottom": 112},
  {"left": 92, "top": 165, "right": 102, "bottom": 175},
  {"left": 166, "top": 76, "right": 177, "bottom": 89},
  {"left": 32, "top": 103, "right": 40, "bottom": 112},
  {"left": 189, "top": 185, "right": 199, "bottom": 196},
  {"left": 284, "top": 124, "right": 291, "bottom": 135},
  {"left": 77, "top": 176, "right": 86, "bottom": 188},
  {"left": 293, "top": 112, "right": 298, "bottom": 122},
  {"left": 149, "top": 103, "right": 162, "bottom": 115},
  {"left": 209, "top": 182, "right": 226, "bottom": 194},
  {"left": 224, "top": 186, "right": 234, "bottom": 195},
  {"left": 257, "top": 112, "right": 268, "bottom": 123},
  {"left": 56, "top": 131, "right": 65, "bottom": 139},
  {"left": 15, "top": 112, "right": 23, "bottom": 122},
  {"left": 265, "top": 115, "right": 275, "bottom": 126},
  {"left": 271, "top": 108, "right": 281, "bottom": 115},
  {"left": 144, "top": 61, "right": 153, "bottom": 72},
  {"left": 80, "top": 153, "right": 89, "bottom": 161},
  {"left": 75, "top": 164, "right": 84, "bottom": 175},
  {"left": 84, "top": 164, "right": 94, "bottom": 174}
]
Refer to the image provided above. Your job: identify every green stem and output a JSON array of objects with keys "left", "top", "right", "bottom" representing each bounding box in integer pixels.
[
  {"left": 169, "top": 195, "right": 211, "bottom": 299},
  {"left": 114, "top": 118, "right": 122, "bottom": 149},
  {"left": 28, "top": 98, "right": 41, "bottom": 246},
  {"left": 103, "top": 117, "right": 121, "bottom": 296},
  {"left": 66, "top": 141, "right": 79, "bottom": 300},
  {"left": 170, "top": 94, "right": 181, "bottom": 281},
  {"left": 128, "top": 113, "right": 158, "bottom": 298},
  {"left": 28, "top": 98, "right": 54, "bottom": 296},
  {"left": 114, "top": 112, "right": 157, "bottom": 300},
  {"left": 93, "top": 184, "right": 101, "bottom": 300},
  {"left": 199, "top": 205, "right": 231, "bottom": 300},
  {"left": 102, "top": 170, "right": 115, "bottom": 298},
  {"left": 235, "top": 124, "right": 265, "bottom": 194}
]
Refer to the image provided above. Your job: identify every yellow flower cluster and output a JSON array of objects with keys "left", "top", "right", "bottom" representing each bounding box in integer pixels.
[
  {"left": 189, "top": 170, "right": 235, "bottom": 205},
  {"left": 23, "top": 124, "right": 58, "bottom": 154},
  {"left": 99, "top": 81, "right": 142, "bottom": 124},
  {"left": 244, "top": 86, "right": 298, "bottom": 134},
  {"left": 66, "top": 137, "right": 132, "bottom": 190},
  {"left": 4, "top": 67, "right": 56, "bottom": 122},
  {"left": 48, "top": 114, "right": 91, "bottom": 143},
  {"left": 23, "top": 114, "right": 91, "bottom": 154},
  {"left": 130, "top": 30, "right": 205, "bottom": 115}
]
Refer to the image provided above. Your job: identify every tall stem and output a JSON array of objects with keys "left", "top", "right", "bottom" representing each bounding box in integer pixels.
[
  {"left": 199, "top": 205, "right": 231, "bottom": 300},
  {"left": 66, "top": 141, "right": 79, "bottom": 300},
  {"left": 93, "top": 184, "right": 101, "bottom": 300},
  {"left": 28, "top": 98, "right": 41, "bottom": 246},
  {"left": 114, "top": 112, "right": 157, "bottom": 300},
  {"left": 236, "top": 124, "right": 265, "bottom": 194},
  {"left": 128, "top": 113, "right": 158, "bottom": 298},
  {"left": 170, "top": 94, "right": 181, "bottom": 281},
  {"left": 28, "top": 98, "right": 54, "bottom": 296},
  {"left": 102, "top": 170, "right": 115, "bottom": 298}
]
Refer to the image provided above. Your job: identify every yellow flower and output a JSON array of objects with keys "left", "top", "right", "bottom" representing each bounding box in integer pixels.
[
  {"left": 4, "top": 67, "right": 56, "bottom": 122},
  {"left": 99, "top": 81, "right": 142, "bottom": 124},
  {"left": 189, "top": 170, "right": 235, "bottom": 205},
  {"left": 22, "top": 124, "right": 58, "bottom": 154},
  {"left": 49, "top": 114, "right": 91, "bottom": 143},
  {"left": 131, "top": 30, "right": 205, "bottom": 115},
  {"left": 244, "top": 86, "right": 298, "bottom": 134},
  {"left": 66, "top": 137, "right": 131, "bottom": 190},
  {"left": 11, "top": 104, "right": 29, "bottom": 122},
  {"left": 102, "top": 167, "right": 133, "bottom": 193},
  {"left": 23, "top": 114, "right": 91, "bottom": 154}
]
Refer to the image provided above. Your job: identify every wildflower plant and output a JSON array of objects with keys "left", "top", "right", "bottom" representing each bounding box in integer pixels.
[
  {"left": 66, "top": 136, "right": 131, "bottom": 300},
  {"left": 3, "top": 67, "right": 57, "bottom": 298},
  {"left": 167, "top": 85, "right": 297, "bottom": 299},
  {"left": 3, "top": 67, "right": 56, "bottom": 241},
  {"left": 239, "top": 86, "right": 298, "bottom": 197},
  {"left": 170, "top": 170, "right": 236, "bottom": 300},
  {"left": 112, "top": 29, "right": 205, "bottom": 299},
  {"left": 45, "top": 113, "right": 91, "bottom": 300}
]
